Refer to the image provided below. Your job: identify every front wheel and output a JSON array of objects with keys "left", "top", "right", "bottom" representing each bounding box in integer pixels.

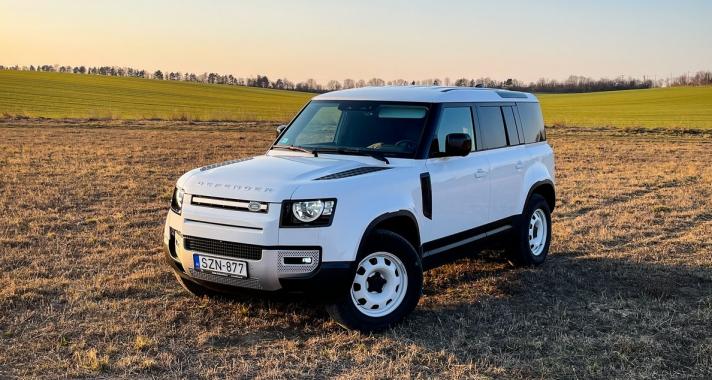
[
  {"left": 325, "top": 229, "right": 423, "bottom": 332},
  {"left": 507, "top": 193, "right": 552, "bottom": 266}
]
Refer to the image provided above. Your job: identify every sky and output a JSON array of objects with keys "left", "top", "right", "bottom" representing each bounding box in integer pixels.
[{"left": 1, "top": 0, "right": 711, "bottom": 84}]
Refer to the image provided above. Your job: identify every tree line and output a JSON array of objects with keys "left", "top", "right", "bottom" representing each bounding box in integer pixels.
[{"left": 1, "top": 64, "right": 710, "bottom": 94}]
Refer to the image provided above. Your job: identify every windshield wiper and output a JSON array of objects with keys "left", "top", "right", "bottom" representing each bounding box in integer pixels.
[
  {"left": 271, "top": 145, "right": 318, "bottom": 157},
  {"left": 322, "top": 147, "right": 390, "bottom": 164}
]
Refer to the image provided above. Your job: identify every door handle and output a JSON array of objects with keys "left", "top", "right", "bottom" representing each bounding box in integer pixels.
[
  {"left": 475, "top": 168, "right": 488, "bottom": 178},
  {"left": 515, "top": 161, "right": 524, "bottom": 170}
]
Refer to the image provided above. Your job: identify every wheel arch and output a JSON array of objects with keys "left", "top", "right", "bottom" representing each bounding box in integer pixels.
[
  {"left": 525, "top": 180, "right": 556, "bottom": 212},
  {"left": 357, "top": 211, "right": 422, "bottom": 257}
]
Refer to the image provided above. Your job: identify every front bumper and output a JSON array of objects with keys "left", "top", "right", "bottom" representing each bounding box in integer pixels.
[
  {"left": 163, "top": 206, "right": 353, "bottom": 295},
  {"left": 164, "top": 232, "right": 351, "bottom": 297}
]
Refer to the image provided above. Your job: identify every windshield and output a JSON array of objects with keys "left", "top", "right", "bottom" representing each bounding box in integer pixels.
[{"left": 274, "top": 101, "right": 431, "bottom": 158}]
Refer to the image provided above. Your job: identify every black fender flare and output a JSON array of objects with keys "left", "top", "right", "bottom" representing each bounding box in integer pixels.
[
  {"left": 357, "top": 210, "right": 422, "bottom": 259},
  {"left": 524, "top": 179, "right": 556, "bottom": 212}
]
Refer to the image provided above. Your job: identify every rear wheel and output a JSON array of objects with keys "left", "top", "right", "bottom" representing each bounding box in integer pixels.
[
  {"left": 507, "top": 194, "right": 552, "bottom": 266},
  {"left": 325, "top": 230, "right": 423, "bottom": 332}
]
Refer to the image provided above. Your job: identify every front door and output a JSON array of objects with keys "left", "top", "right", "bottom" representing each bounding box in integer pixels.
[{"left": 423, "top": 106, "right": 491, "bottom": 244}]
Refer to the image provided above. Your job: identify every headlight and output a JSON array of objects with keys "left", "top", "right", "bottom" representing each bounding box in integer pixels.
[
  {"left": 171, "top": 187, "right": 185, "bottom": 214},
  {"left": 282, "top": 199, "right": 336, "bottom": 227},
  {"left": 292, "top": 200, "right": 324, "bottom": 222}
]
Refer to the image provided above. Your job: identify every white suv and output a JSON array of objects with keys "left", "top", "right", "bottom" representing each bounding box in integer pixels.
[{"left": 164, "top": 86, "right": 555, "bottom": 331}]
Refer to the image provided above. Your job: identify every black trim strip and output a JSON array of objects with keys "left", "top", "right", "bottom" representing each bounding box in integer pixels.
[
  {"left": 420, "top": 172, "right": 432, "bottom": 219},
  {"left": 422, "top": 216, "right": 514, "bottom": 254},
  {"left": 423, "top": 225, "right": 511, "bottom": 257},
  {"left": 184, "top": 219, "right": 263, "bottom": 231}
]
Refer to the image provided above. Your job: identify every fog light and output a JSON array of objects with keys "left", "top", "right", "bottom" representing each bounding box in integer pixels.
[{"left": 283, "top": 256, "right": 312, "bottom": 265}]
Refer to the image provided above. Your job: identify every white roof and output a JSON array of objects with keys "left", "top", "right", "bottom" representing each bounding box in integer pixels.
[{"left": 313, "top": 86, "right": 538, "bottom": 103}]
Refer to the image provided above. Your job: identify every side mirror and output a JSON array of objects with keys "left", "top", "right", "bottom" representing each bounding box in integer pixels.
[
  {"left": 276, "top": 124, "right": 287, "bottom": 137},
  {"left": 444, "top": 133, "right": 472, "bottom": 156}
]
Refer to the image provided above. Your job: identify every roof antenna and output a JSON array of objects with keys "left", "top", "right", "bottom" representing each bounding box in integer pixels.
[{"left": 475, "top": 83, "right": 484, "bottom": 88}]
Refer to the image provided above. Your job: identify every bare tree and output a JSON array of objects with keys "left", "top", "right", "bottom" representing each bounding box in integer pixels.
[
  {"left": 342, "top": 79, "right": 355, "bottom": 89},
  {"left": 326, "top": 80, "right": 342, "bottom": 91},
  {"left": 367, "top": 78, "right": 385, "bottom": 86}
]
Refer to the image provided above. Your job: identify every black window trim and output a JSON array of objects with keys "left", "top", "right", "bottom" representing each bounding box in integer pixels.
[{"left": 501, "top": 105, "right": 522, "bottom": 146}]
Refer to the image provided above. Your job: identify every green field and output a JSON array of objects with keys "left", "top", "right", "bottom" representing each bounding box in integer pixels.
[
  {"left": 1, "top": 70, "right": 711, "bottom": 128},
  {"left": 0, "top": 70, "right": 312, "bottom": 121},
  {"left": 538, "top": 86, "right": 712, "bottom": 129}
]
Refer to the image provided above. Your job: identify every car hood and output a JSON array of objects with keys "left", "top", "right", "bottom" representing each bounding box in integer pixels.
[{"left": 178, "top": 153, "right": 383, "bottom": 202}]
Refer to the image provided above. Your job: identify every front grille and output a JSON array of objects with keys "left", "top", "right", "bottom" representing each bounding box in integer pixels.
[
  {"left": 191, "top": 195, "right": 268, "bottom": 213},
  {"left": 184, "top": 236, "right": 262, "bottom": 261}
]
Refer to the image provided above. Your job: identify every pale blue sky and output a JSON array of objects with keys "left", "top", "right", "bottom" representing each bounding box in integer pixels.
[{"left": 1, "top": 0, "right": 710, "bottom": 83}]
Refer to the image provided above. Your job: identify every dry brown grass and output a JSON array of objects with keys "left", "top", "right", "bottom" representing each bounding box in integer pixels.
[{"left": 0, "top": 119, "right": 710, "bottom": 379}]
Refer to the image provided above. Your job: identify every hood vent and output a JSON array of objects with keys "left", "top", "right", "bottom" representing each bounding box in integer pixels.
[
  {"left": 200, "top": 157, "right": 252, "bottom": 172},
  {"left": 315, "top": 166, "right": 390, "bottom": 180}
]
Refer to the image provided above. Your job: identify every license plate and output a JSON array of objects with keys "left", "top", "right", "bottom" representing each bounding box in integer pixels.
[{"left": 193, "top": 254, "right": 248, "bottom": 278}]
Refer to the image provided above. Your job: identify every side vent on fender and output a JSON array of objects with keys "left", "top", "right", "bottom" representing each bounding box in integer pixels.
[
  {"left": 420, "top": 172, "right": 432, "bottom": 219},
  {"left": 200, "top": 157, "right": 252, "bottom": 171},
  {"left": 315, "top": 166, "right": 390, "bottom": 180}
]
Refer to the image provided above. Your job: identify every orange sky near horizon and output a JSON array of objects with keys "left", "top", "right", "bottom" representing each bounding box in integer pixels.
[{"left": 1, "top": 0, "right": 710, "bottom": 84}]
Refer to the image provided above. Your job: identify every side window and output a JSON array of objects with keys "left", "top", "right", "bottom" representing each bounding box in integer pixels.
[
  {"left": 502, "top": 106, "right": 520, "bottom": 145},
  {"left": 432, "top": 107, "right": 475, "bottom": 155},
  {"left": 517, "top": 102, "right": 546, "bottom": 143},
  {"left": 477, "top": 106, "right": 507, "bottom": 150},
  {"left": 293, "top": 105, "right": 341, "bottom": 145}
]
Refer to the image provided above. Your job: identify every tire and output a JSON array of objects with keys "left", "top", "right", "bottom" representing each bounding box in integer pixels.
[
  {"left": 325, "top": 229, "right": 423, "bottom": 332},
  {"left": 507, "top": 193, "right": 552, "bottom": 266},
  {"left": 173, "top": 272, "right": 223, "bottom": 297}
]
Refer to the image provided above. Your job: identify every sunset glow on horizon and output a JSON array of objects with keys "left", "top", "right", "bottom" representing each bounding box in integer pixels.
[{"left": 1, "top": 0, "right": 710, "bottom": 84}]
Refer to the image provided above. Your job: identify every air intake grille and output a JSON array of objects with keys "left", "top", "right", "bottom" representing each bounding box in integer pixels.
[
  {"left": 184, "top": 236, "right": 262, "bottom": 260},
  {"left": 188, "top": 269, "right": 262, "bottom": 289},
  {"left": 315, "top": 166, "right": 390, "bottom": 180}
]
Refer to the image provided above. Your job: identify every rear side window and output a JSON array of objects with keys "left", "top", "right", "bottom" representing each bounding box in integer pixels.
[
  {"left": 502, "top": 106, "right": 520, "bottom": 145},
  {"left": 517, "top": 102, "right": 546, "bottom": 143},
  {"left": 432, "top": 107, "right": 475, "bottom": 154},
  {"left": 477, "top": 106, "right": 507, "bottom": 150}
]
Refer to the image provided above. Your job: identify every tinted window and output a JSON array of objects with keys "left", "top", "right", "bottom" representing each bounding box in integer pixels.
[
  {"left": 432, "top": 107, "right": 475, "bottom": 155},
  {"left": 477, "top": 106, "right": 507, "bottom": 150},
  {"left": 518, "top": 102, "right": 546, "bottom": 143},
  {"left": 502, "top": 106, "right": 520, "bottom": 145}
]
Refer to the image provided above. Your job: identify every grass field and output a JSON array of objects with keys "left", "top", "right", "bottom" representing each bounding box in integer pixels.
[
  {"left": 0, "top": 70, "right": 312, "bottom": 121},
  {"left": 0, "top": 119, "right": 710, "bottom": 378},
  {"left": 538, "top": 86, "right": 712, "bottom": 129},
  {"left": 2, "top": 70, "right": 712, "bottom": 128}
]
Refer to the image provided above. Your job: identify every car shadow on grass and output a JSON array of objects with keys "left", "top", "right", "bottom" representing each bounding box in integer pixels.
[{"left": 394, "top": 251, "right": 712, "bottom": 378}]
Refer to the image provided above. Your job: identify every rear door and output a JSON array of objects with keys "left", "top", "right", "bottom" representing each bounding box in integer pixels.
[
  {"left": 424, "top": 105, "right": 491, "bottom": 242},
  {"left": 474, "top": 104, "right": 525, "bottom": 221}
]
